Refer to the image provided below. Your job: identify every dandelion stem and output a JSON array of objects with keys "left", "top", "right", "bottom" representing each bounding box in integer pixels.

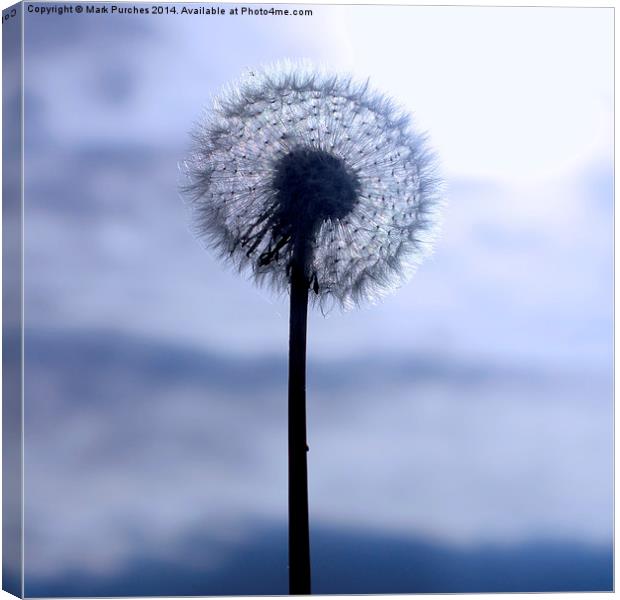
[{"left": 288, "top": 240, "right": 312, "bottom": 595}]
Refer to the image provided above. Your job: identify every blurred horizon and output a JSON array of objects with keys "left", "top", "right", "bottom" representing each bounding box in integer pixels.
[{"left": 18, "top": 3, "right": 613, "bottom": 595}]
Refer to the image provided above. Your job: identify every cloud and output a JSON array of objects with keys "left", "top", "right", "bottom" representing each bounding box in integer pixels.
[
  {"left": 342, "top": 6, "right": 613, "bottom": 181},
  {"left": 21, "top": 6, "right": 612, "bottom": 366},
  {"left": 26, "top": 522, "right": 612, "bottom": 596},
  {"left": 22, "top": 331, "right": 611, "bottom": 580}
]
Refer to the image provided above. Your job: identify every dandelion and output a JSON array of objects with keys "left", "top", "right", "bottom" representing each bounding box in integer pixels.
[{"left": 182, "top": 61, "right": 443, "bottom": 595}]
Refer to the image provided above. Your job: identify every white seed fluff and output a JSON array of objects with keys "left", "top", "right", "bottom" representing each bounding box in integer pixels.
[{"left": 182, "top": 62, "right": 443, "bottom": 309}]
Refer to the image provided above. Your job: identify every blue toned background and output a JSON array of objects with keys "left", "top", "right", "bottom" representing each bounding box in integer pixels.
[{"left": 21, "top": 4, "right": 612, "bottom": 595}]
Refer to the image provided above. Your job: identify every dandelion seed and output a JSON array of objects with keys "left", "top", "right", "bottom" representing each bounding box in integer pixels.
[{"left": 182, "top": 61, "right": 443, "bottom": 309}]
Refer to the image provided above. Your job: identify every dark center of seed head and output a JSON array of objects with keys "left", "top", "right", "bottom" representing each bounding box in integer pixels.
[{"left": 272, "top": 148, "right": 360, "bottom": 236}]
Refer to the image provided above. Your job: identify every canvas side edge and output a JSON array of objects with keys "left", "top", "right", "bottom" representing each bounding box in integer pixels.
[{"left": 2, "top": 2, "right": 24, "bottom": 598}]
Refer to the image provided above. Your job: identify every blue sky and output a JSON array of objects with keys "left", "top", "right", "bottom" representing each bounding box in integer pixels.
[{"left": 19, "top": 4, "right": 612, "bottom": 595}]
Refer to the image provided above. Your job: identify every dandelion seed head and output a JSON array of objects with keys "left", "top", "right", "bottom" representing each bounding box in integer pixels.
[{"left": 182, "top": 61, "right": 444, "bottom": 309}]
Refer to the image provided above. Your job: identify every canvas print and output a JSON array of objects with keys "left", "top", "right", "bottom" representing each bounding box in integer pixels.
[{"left": 2, "top": 2, "right": 614, "bottom": 597}]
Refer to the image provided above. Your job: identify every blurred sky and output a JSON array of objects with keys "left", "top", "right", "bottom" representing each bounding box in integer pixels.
[{"left": 19, "top": 4, "right": 612, "bottom": 595}]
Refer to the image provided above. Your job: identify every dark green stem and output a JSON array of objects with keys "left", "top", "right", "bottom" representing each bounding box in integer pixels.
[{"left": 288, "top": 241, "right": 312, "bottom": 595}]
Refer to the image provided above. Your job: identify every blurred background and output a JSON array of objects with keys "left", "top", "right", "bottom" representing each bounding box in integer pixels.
[{"left": 19, "top": 4, "right": 612, "bottom": 595}]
